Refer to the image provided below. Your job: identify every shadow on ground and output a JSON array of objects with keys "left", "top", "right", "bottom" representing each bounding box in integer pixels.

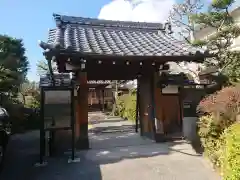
[
  {"left": 0, "top": 127, "right": 202, "bottom": 180},
  {"left": 89, "top": 124, "right": 136, "bottom": 134},
  {"left": 190, "top": 134, "right": 204, "bottom": 155}
]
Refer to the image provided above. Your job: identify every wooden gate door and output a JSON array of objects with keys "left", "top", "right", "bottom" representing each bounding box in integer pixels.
[{"left": 161, "top": 95, "right": 181, "bottom": 134}]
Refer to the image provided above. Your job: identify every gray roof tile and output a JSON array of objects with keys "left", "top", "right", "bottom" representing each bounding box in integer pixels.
[
  {"left": 40, "top": 14, "right": 209, "bottom": 58},
  {"left": 40, "top": 73, "right": 112, "bottom": 87}
]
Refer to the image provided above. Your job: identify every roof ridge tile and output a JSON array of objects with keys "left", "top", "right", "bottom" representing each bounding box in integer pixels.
[{"left": 53, "top": 13, "right": 164, "bottom": 31}]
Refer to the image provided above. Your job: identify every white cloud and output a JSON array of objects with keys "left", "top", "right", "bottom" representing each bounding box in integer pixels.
[
  {"left": 98, "top": 0, "right": 175, "bottom": 23},
  {"left": 98, "top": 0, "right": 132, "bottom": 21}
]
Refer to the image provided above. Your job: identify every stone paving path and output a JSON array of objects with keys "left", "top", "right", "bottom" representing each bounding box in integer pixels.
[{"left": 0, "top": 114, "right": 221, "bottom": 180}]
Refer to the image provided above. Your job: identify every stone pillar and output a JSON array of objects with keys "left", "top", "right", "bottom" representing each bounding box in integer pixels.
[{"left": 76, "top": 71, "right": 89, "bottom": 149}]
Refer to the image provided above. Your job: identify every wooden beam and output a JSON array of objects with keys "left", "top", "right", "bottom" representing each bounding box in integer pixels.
[
  {"left": 56, "top": 56, "right": 161, "bottom": 79},
  {"left": 53, "top": 52, "right": 207, "bottom": 63}
]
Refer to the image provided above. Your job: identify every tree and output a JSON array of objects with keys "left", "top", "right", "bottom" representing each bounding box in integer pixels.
[
  {"left": 168, "top": 0, "right": 205, "bottom": 83},
  {"left": 19, "top": 80, "right": 38, "bottom": 105},
  {"left": 36, "top": 59, "right": 57, "bottom": 76},
  {"left": 191, "top": 0, "right": 240, "bottom": 83},
  {"left": 169, "top": 0, "right": 204, "bottom": 42},
  {"left": 109, "top": 80, "right": 131, "bottom": 116},
  {"left": 0, "top": 35, "right": 29, "bottom": 105}
]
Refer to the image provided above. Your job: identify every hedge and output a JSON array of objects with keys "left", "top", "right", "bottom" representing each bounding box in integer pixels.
[
  {"left": 198, "top": 115, "right": 225, "bottom": 167},
  {"left": 220, "top": 123, "right": 240, "bottom": 180},
  {"left": 197, "top": 85, "right": 240, "bottom": 179}
]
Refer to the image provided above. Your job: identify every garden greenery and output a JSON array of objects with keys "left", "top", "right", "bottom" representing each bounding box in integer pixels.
[{"left": 197, "top": 85, "right": 240, "bottom": 179}]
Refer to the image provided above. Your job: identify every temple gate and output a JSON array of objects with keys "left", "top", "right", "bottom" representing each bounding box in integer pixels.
[{"left": 38, "top": 13, "right": 211, "bottom": 163}]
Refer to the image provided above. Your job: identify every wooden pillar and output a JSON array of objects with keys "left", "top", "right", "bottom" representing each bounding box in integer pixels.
[
  {"left": 135, "top": 78, "right": 140, "bottom": 133},
  {"left": 150, "top": 72, "right": 156, "bottom": 135},
  {"left": 101, "top": 89, "right": 105, "bottom": 112},
  {"left": 70, "top": 87, "right": 76, "bottom": 160},
  {"left": 154, "top": 72, "right": 166, "bottom": 142},
  {"left": 39, "top": 87, "right": 46, "bottom": 164},
  {"left": 138, "top": 73, "right": 154, "bottom": 139},
  {"left": 76, "top": 71, "right": 89, "bottom": 149}
]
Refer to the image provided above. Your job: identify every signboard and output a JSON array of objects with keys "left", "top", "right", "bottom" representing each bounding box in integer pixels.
[
  {"left": 45, "top": 90, "right": 71, "bottom": 104},
  {"left": 183, "top": 101, "right": 191, "bottom": 108},
  {"left": 161, "top": 85, "right": 179, "bottom": 94},
  {"left": 183, "top": 101, "right": 197, "bottom": 117}
]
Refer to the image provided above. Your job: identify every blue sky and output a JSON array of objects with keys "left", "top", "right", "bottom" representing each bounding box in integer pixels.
[
  {"left": 0, "top": 0, "right": 110, "bottom": 81},
  {"left": 0, "top": 0, "right": 239, "bottom": 82}
]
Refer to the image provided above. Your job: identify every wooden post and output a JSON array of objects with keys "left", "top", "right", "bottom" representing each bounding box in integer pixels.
[
  {"left": 70, "top": 87, "right": 76, "bottom": 159},
  {"left": 39, "top": 88, "right": 46, "bottom": 164},
  {"left": 135, "top": 79, "right": 140, "bottom": 133},
  {"left": 138, "top": 74, "right": 153, "bottom": 139},
  {"left": 48, "top": 117, "right": 55, "bottom": 157},
  {"left": 178, "top": 86, "right": 183, "bottom": 129},
  {"left": 151, "top": 72, "right": 156, "bottom": 136},
  {"left": 97, "top": 88, "right": 101, "bottom": 110},
  {"left": 76, "top": 71, "right": 89, "bottom": 150},
  {"left": 101, "top": 89, "right": 105, "bottom": 112},
  {"left": 153, "top": 72, "right": 166, "bottom": 142}
]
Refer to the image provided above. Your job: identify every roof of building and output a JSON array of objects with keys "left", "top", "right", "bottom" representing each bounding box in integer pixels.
[
  {"left": 39, "top": 14, "right": 210, "bottom": 60},
  {"left": 39, "top": 73, "right": 70, "bottom": 87},
  {"left": 39, "top": 73, "right": 111, "bottom": 87}
]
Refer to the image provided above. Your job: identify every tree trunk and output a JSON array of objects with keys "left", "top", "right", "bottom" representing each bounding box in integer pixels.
[{"left": 188, "top": 15, "right": 195, "bottom": 43}]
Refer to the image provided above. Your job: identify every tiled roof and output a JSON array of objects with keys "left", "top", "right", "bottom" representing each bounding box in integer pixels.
[
  {"left": 39, "top": 73, "right": 71, "bottom": 87},
  {"left": 39, "top": 73, "right": 111, "bottom": 87},
  {"left": 39, "top": 14, "right": 210, "bottom": 58},
  {"left": 53, "top": 14, "right": 165, "bottom": 30}
]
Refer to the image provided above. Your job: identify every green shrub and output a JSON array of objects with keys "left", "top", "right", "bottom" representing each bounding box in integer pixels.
[
  {"left": 198, "top": 115, "right": 225, "bottom": 167},
  {"left": 115, "top": 94, "right": 127, "bottom": 117},
  {"left": 122, "top": 94, "right": 136, "bottom": 121},
  {"left": 197, "top": 85, "right": 240, "bottom": 168},
  {"left": 116, "top": 93, "right": 136, "bottom": 121},
  {"left": 197, "top": 85, "right": 240, "bottom": 127},
  {"left": 220, "top": 123, "right": 240, "bottom": 180}
]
